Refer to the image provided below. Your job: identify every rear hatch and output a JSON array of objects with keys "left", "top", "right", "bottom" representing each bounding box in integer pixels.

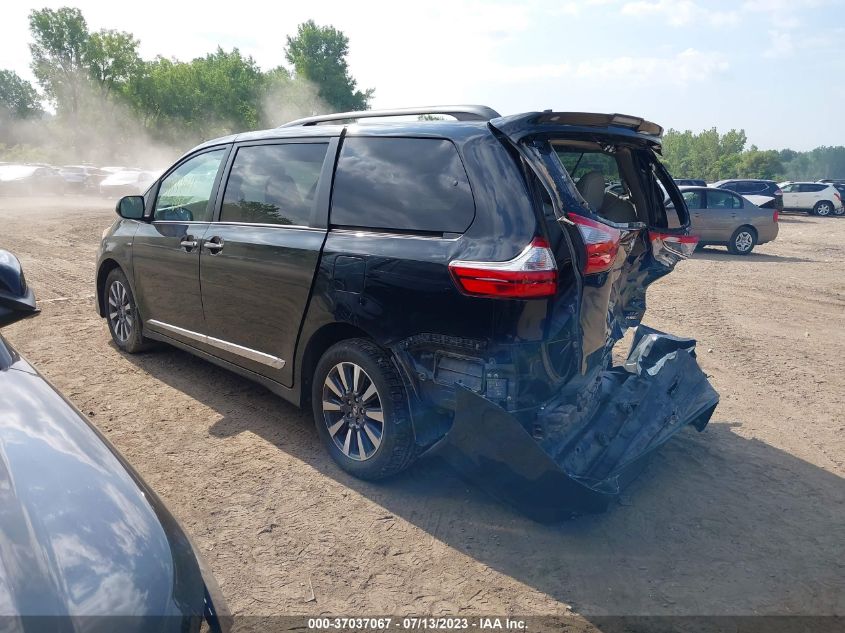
[{"left": 438, "top": 112, "right": 719, "bottom": 520}]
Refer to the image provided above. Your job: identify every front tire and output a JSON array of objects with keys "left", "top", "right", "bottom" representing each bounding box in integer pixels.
[
  {"left": 728, "top": 227, "right": 756, "bottom": 255},
  {"left": 312, "top": 339, "right": 417, "bottom": 480},
  {"left": 814, "top": 201, "right": 833, "bottom": 216},
  {"left": 105, "top": 268, "right": 151, "bottom": 353}
]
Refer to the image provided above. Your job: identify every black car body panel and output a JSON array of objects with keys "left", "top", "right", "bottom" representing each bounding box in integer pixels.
[
  {"left": 96, "top": 106, "right": 718, "bottom": 516},
  {"left": 0, "top": 249, "right": 228, "bottom": 631}
]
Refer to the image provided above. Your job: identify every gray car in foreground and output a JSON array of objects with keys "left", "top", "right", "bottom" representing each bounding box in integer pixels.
[
  {"left": 0, "top": 250, "right": 229, "bottom": 632},
  {"left": 679, "top": 186, "right": 779, "bottom": 254}
]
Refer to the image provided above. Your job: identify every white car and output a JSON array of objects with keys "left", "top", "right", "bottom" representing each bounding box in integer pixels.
[
  {"left": 778, "top": 181, "right": 843, "bottom": 216},
  {"left": 98, "top": 169, "right": 158, "bottom": 198}
]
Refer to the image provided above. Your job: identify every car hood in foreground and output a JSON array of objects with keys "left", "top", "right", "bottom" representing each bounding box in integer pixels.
[{"left": 0, "top": 342, "right": 213, "bottom": 630}]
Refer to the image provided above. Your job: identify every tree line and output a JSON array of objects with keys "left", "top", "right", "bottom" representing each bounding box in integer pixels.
[
  {"left": 661, "top": 128, "right": 844, "bottom": 182},
  {"left": 0, "top": 7, "right": 372, "bottom": 164}
]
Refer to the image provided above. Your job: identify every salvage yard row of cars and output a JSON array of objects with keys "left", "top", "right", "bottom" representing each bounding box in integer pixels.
[
  {"left": 0, "top": 105, "right": 831, "bottom": 627},
  {"left": 0, "top": 162, "right": 162, "bottom": 197}
]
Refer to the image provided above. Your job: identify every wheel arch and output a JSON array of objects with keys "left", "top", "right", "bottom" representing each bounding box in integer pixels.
[
  {"left": 96, "top": 258, "right": 123, "bottom": 317},
  {"left": 298, "top": 322, "right": 375, "bottom": 406}
]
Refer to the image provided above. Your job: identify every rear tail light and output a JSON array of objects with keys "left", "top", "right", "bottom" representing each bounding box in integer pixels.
[
  {"left": 774, "top": 188, "right": 783, "bottom": 196},
  {"left": 773, "top": 210, "right": 779, "bottom": 223},
  {"left": 449, "top": 237, "right": 558, "bottom": 299},
  {"left": 835, "top": 192, "right": 842, "bottom": 203},
  {"left": 567, "top": 213, "right": 621, "bottom": 275},
  {"left": 649, "top": 231, "right": 698, "bottom": 266}
]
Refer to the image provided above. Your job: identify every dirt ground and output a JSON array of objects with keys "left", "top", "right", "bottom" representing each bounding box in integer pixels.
[{"left": 1, "top": 196, "right": 843, "bottom": 628}]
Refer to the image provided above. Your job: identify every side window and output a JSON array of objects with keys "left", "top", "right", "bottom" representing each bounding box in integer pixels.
[
  {"left": 707, "top": 190, "right": 742, "bottom": 209},
  {"left": 220, "top": 143, "right": 328, "bottom": 226},
  {"left": 154, "top": 149, "right": 226, "bottom": 222},
  {"left": 781, "top": 183, "right": 795, "bottom": 193},
  {"left": 721, "top": 182, "right": 739, "bottom": 192},
  {"left": 682, "top": 190, "right": 703, "bottom": 209},
  {"left": 330, "top": 137, "right": 475, "bottom": 233}
]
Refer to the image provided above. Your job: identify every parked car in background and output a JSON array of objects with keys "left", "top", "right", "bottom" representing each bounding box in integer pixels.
[
  {"left": 712, "top": 179, "right": 783, "bottom": 210},
  {"left": 778, "top": 181, "right": 843, "bottom": 216},
  {"left": 679, "top": 186, "right": 779, "bottom": 254},
  {"left": 59, "top": 164, "right": 109, "bottom": 193},
  {"left": 819, "top": 180, "right": 845, "bottom": 207},
  {"left": 94, "top": 106, "right": 718, "bottom": 518},
  {"left": 0, "top": 249, "right": 229, "bottom": 632},
  {"left": 674, "top": 178, "right": 706, "bottom": 187},
  {"left": 98, "top": 169, "right": 158, "bottom": 198},
  {"left": 0, "top": 164, "right": 66, "bottom": 195}
]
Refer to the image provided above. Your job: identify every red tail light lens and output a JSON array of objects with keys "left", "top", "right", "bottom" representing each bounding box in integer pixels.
[
  {"left": 567, "top": 213, "right": 621, "bottom": 275},
  {"left": 835, "top": 192, "right": 842, "bottom": 203},
  {"left": 649, "top": 231, "right": 698, "bottom": 265},
  {"left": 449, "top": 237, "right": 557, "bottom": 299},
  {"left": 773, "top": 210, "right": 779, "bottom": 223}
]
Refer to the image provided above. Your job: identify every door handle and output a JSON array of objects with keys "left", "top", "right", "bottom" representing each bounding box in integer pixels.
[
  {"left": 203, "top": 237, "right": 224, "bottom": 254},
  {"left": 179, "top": 235, "right": 197, "bottom": 251}
]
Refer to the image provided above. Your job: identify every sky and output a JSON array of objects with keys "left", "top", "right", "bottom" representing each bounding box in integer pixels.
[{"left": 1, "top": 0, "right": 843, "bottom": 150}]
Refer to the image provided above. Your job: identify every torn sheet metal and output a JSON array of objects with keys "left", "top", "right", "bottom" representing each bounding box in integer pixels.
[{"left": 437, "top": 325, "right": 719, "bottom": 522}]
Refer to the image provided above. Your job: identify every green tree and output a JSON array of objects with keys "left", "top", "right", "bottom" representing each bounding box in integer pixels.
[
  {"left": 125, "top": 48, "right": 266, "bottom": 140},
  {"left": 85, "top": 29, "right": 142, "bottom": 96},
  {"left": 28, "top": 7, "right": 89, "bottom": 114},
  {"left": 0, "top": 70, "right": 43, "bottom": 118},
  {"left": 739, "top": 146, "right": 782, "bottom": 179},
  {"left": 285, "top": 20, "right": 373, "bottom": 112}
]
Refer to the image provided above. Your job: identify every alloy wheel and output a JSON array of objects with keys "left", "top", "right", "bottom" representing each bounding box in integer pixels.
[
  {"left": 816, "top": 203, "right": 832, "bottom": 216},
  {"left": 735, "top": 231, "right": 753, "bottom": 253},
  {"left": 321, "top": 362, "right": 384, "bottom": 461},
  {"left": 108, "top": 280, "right": 133, "bottom": 343}
]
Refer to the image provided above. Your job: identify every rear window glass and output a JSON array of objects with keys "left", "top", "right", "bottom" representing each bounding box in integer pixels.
[
  {"left": 221, "top": 143, "right": 328, "bottom": 226},
  {"left": 330, "top": 137, "right": 475, "bottom": 233}
]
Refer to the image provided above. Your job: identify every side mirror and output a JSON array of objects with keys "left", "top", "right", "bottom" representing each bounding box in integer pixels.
[
  {"left": 116, "top": 195, "right": 145, "bottom": 220},
  {"left": 0, "top": 250, "right": 39, "bottom": 328}
]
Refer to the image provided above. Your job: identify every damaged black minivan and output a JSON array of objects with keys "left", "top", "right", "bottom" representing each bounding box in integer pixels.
[{"left": 96, "top": 106, "right": 718, "bottom": 518}]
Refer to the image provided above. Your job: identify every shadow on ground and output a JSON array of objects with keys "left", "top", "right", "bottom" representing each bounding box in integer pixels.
[
  {"left": 121, "top": 344, "right": 845, "bottom": 625},
  {"left": 693, "top": 248, "right": 813, "bottom": 263}
]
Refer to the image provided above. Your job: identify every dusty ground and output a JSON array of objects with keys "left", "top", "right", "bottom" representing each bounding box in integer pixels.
[{"left": 1, "top": 196, "right": 843, "bottom": 628}]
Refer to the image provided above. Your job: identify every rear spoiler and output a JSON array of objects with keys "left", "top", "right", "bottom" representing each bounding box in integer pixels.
[{"left": 490, "top": 111, "right": 663, "bottom": 145}]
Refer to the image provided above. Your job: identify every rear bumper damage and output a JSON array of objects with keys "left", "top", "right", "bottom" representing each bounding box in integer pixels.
[{"left": 437, "top": 325, "right": 719, "bottom": 521}]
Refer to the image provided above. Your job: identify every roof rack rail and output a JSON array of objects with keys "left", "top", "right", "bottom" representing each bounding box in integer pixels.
[{"left": 278, "top": 105, "right": 501, "bottom": 128}]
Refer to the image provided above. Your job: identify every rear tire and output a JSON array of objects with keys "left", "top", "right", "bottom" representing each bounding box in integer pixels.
[
  {"left": 833, "top": 205, "right": 845, "bottom": 217},
  {"left": 312, "top": 338, "right": 417, "bottom": 480},
  {"left": 813, "top": 201, "right": 833, "bottom": 216},
  {"left": 104, "top": 268, "right": 152, "bottom": 353},
  {"left": 728, "top": 227, "right": 756, "bottom": 255}
]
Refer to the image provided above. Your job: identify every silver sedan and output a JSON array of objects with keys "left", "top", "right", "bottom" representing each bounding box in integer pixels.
[{"left": 679, "top": 186, "right": 779, "bottom": 255}]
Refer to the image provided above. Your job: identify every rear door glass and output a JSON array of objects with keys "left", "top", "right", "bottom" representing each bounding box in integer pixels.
[
  {"left": 330, "top": 137, "right": 475, "bottom": 233},
  {"left": 220, "top": 143, "right": 328, "bottom": 226},
  {"left": 706, "top": 190, "right": 742, "bottom": 209}
]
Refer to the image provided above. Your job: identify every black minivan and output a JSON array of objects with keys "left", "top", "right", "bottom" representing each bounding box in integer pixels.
[{"left": 96, "top": 106, "right": 717, "bottom": 511}]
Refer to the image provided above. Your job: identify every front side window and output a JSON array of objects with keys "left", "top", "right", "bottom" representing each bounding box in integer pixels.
[
  {"left": 330, "top": 137, "right": 475, "bottom": 233},
  {"left": 707, "top": 190, "right": 742, "bottom": 209},
  {"left": 154, "top": 149, "right": 226, "bottom": 222},
  {"left": 682, "top": 190, "right": 703, "bottom": 209},
  {"left": 220, "top": 143, "right": 328, "bottom": 226}
]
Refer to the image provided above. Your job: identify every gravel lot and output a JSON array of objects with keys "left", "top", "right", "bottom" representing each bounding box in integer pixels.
[{"left": 1, "top": 196, "right": 843, "bottom": 629}]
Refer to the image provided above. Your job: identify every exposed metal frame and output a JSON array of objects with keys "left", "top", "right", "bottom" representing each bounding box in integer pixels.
[{"left": 278, "top": 105, "right": 502, "bottom": 128}]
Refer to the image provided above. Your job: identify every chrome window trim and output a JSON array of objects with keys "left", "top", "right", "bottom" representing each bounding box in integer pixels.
[
  {"left": 210, "top": 221, "right": 323, "bottom": 231},
  {"left": 146, "top": 319, "right": 285, "bottom": 370}
]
